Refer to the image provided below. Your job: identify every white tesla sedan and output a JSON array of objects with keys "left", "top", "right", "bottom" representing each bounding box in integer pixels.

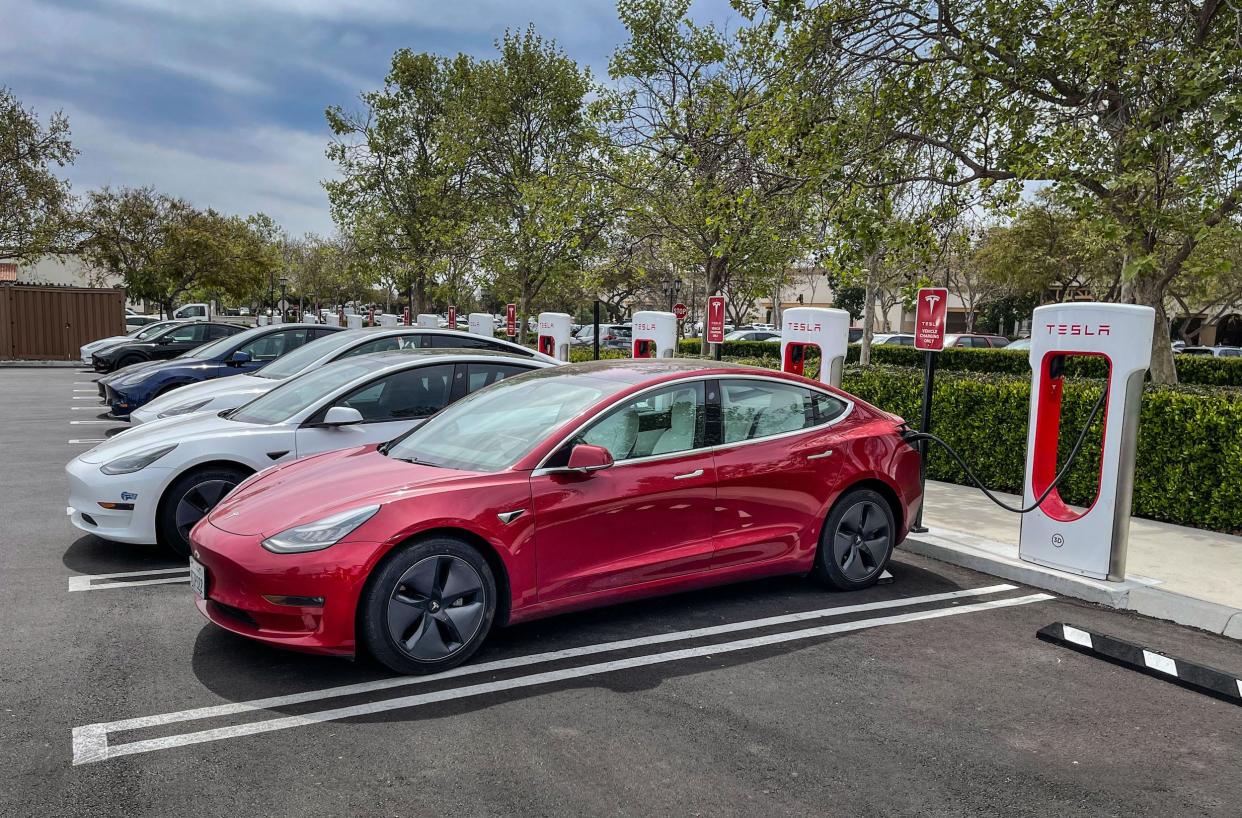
[
  {"left": 129, "top": 327, "right": 555, "bottom": 425},
  {"left": 67, "top": 350, "right": 551, "bottom": 556}
]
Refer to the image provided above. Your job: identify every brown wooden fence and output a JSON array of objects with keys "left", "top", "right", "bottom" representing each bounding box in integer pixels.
[{"left": 0, "top": 285, "right": 126, "bottom": 361}]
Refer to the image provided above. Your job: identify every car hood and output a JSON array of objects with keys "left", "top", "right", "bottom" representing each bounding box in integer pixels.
[
  {"left": 208, "top": 446, "right": 482, "bottom": 537},
  {"left": 100, "top": 358, "right": 164, "bottom": 383},
  {"left": 74, "top": 411, "right": 241, "bottom": 464},
  {"left": 83, "top": 336, "right": 128, "bottom": 352},
  {"left": 139, "top": 373, "right": 270, "bottom": 414},
  {"left": 109, "top": 358, "right": 218, "bottom": 388}
]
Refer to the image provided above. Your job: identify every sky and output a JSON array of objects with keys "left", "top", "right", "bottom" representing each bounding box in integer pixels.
[{"left": 3, "top": 0, "right": 738, "bottom": 236}]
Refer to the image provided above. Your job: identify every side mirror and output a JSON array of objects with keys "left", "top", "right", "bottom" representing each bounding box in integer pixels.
[
  {"left": 322, "top": 406, "right": 364, "bottom": 427},
  {"left": 566, "top": 444, "right": 614, "bottom": 473},
  {"left": 228, "top": 350, "right": 252, "bottom": 367}
]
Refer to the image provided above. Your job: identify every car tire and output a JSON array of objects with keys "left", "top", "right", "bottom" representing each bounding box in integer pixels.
[
  {"left": 360, "top": 537, "right": 497, "bottom": 675},
  {"left": 812, "top": 488, "right": 896, "bottom": 591},
  {"left": 116, "top": 354, "right": 144, "bottom": 371},
  {"left": 156, "top": 466, "right": 249, "bottom": 558}
]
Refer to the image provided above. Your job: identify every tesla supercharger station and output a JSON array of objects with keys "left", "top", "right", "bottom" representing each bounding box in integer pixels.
[
  {"left": 631, "top": 311, "right": 677, "bottom": 358},
  {"left": 346, "top": 314, "right": 363, "bottom": 330},
  {"left": 1018, "top": 302, "right": 1154, "bottom": 580},
  {"left": 378, "top": 313, "right": 399, "bottom": 328},
  {"left": 536, "top": 312, "right": 572, "bottom": 361},
  {"left": 468, "top": 313, "right": 494, "bottom": 337},
  {"left": 779, "top": 307, "right": 851, "bottom": 388},
  {"left": 417, "top": 313, "right": 439, "bottom": 328}
]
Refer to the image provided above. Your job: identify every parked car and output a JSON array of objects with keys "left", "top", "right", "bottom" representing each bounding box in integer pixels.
[
  {"left": 90, "top": 322, "right": 243, "bottom": 373},
  {"left": 96, "top": 324, "right": 344, "bottom": 418},
  {"left": 871, "top": 333, "right": 915, "bottom": 346},
  {"left": 80, "top": 319, "right": 187, "bottom": 365},
  {"left": 725, "top": 330, "right": 781, "bottom": 342},
  {"left": 1004, "top": 338, "right": 1032, "bottom": 351},
  {"left": 130, "top": 327, "right": 558, "bottom": 425},
  {"left": 943, "top": 333, "right": 1009, "bottom": 349},
  {"left": 570, "top": 324, "right": 631, "bottom": 350},
  {"left": 188, "top": 359, "right": 922, "bottom": 674},
  {"left": 125, "top": 315, "right": 160, "bottom": 330},
  {"left": 1178, "top": 345, "right": 1242, "bottom": 357},
  {"left": 68, "top": 350, "right": 553, "bottom": 556},
  {"left": 848, "top": 328, "right": 865, "bottom": 343}
]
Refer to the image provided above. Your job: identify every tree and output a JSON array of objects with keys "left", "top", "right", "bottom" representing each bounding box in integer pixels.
[
  {"left": 468, "top": 28, "right": 607, "bottom": 340},
  {"left": 325, "top": 50, "right": 477, "bottom": 315},
  {"left": 0, "top": 87, "right": 77, "bottom": 261},
  {"left": 777, "top": 0, "right": 1242, "bottom": 382}
]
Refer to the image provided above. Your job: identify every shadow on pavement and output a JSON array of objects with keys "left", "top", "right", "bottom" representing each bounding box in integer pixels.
[{"left": 62, "top": 533, "right": 186, "bottom": 575}]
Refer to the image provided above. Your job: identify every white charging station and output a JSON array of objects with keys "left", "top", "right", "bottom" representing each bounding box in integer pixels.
[
  {"left": 346, "top": 314, "right": 363, "bottom": 330},
  {"left": 537, "top": 312, "right": 572, "bottom": 361},
  {"left": 779, "top": 307, "right": 851, "bottom": 387},
  {"left": 468, "top": 313, "right": 494, "bottom": 337},
  {"left": 1018, "top": 302, "right": 1154, "bottom": 580},
  {"left": 378, "top": 313, "right": 398, "bottom": 328},
  {"left": 416, "top": 313, "right": 439, "bottom": 328},
  {"left": 631, "top": 311, "right": 677, "bottom": 358}
]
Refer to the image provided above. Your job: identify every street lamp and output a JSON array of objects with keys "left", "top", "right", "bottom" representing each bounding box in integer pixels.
[
  {"left": 278, "top": 276, "right": 289, "bottom": 321},
  {"left": 663, "top": 276, "right": 683, "bottom": 312}
]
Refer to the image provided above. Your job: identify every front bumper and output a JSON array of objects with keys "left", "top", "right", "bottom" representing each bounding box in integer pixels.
[
  {"left": 190, "top": 520, "right": 382, "bottom": 656},
  {"left": 65, "top": 458, "right": 169, "bottom": 544}
]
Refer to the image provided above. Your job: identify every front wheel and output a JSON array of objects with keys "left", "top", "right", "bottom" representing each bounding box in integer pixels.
[
  {"left": 360, "top": 537, "right": 497, "bottom": 675},
  {"left": 157, "top": 466, "right": 249, "bottom": 557},
  {"left": 812, "top": 488, "right": 896, "bottom": 591}
]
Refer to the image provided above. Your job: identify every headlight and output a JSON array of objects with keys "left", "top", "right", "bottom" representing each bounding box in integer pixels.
[
  {"left": 261, "top": 505, "right": 380, "bottom": 554},
  {"left": 100, "top": 445, "right": 177, "bottom": 475},
  {"left": 158, "top": 399, "right": 210, "bottom": 419}
]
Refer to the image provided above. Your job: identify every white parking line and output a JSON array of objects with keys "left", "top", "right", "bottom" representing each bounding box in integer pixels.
[
  {"left": 68, "top": 567, "right": 190, "bottom": 592},
  {"left": 72, "top": 586, "right": 1046, "bottom": 764},
  {"left": 74, "top": 389, "right": 97, "bottom": 393},
  {"left": 73, "top": 396, "right": 101, "bottom": 400},
  {"left": 71, "top": 406, "right": 108, "bottom": 411},
  {"left": 67, "top": 439, "right": 107, "bottom": 445},
  {"left": 69, "top": 420, "right": 116, "bottom": 425}
]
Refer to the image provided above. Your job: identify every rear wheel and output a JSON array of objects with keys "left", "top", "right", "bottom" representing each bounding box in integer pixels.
[
  {"left": 812, "top": 488, "right": 895, "bottom": 591},
  {"left": 360, "top": 537, "right": 497, "bottom": 675},
  {"left": 156, "top": 466, "right": 249, "bottom": 557}
]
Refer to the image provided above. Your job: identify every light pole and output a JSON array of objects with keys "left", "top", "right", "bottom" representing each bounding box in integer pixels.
[
  {"left": 278, "top": 276, "right": 289, "bottom": 322},
  {"left": 663, "top": 276, "right": 683, "bottom": 312}
]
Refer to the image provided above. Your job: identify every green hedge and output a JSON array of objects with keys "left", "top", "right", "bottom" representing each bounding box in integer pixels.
[
  {"left": 838, "top": 365, "right": 1242, "bottom": 534},
  {"left": 676, "top": 338, "right": 1242, "bottom": 387}
]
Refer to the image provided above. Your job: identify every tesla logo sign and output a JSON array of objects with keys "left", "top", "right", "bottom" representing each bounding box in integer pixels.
[
  {"left": 914, "top": 287, "right": 948, "bottom": 351},
  {"left": 634, "top": 321, "right": 657, "bottom": 331},
  {"left": 706, "top": 296, "right": 726, "bottom": 344},
  {"left": 786, "top": 321, "right": 822, "bottom": 333},
  {"left": 447, "top": 306, "right": 456, "bottom": 326},
  {"left": 1045, "top": 323, "right": 1111, "bottom": 336},
  {"left": 506, "top": 304, "right": 516, "bottom": 336}
]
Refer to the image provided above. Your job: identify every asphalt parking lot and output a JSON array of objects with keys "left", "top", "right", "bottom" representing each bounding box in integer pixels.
[{"left": 3, "top": 366, "right": 1241, "bottom": 817}]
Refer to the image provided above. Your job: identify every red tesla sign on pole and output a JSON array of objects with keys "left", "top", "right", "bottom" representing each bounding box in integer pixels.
[
  {"left": 914, "top": 287, "right": 948, "bottom": 351},
  {"left": 706, "top": 296, "right": 726, "bottom": 344},
  {"left": 506, "top": 303, "right": 517, "bottom": 336},
  {"left": 447, "top": 306, "right": 456, "bottom": 327}
]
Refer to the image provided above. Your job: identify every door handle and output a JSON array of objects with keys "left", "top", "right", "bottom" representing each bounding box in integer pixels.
[
  {"left": 673, "top": 469, "right": 704, "bottom": 480},
  {"left": 806, "top": 450, "right": 833, "bottom": 460}
]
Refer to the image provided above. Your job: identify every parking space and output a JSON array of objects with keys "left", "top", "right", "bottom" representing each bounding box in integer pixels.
[{"left": 3, "top": 367, "right": 1241, "bottom": 817}]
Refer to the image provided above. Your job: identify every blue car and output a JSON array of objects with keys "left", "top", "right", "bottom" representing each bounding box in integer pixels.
[{"left": 99, "top": 324, "right": 344, "bottom": 418}]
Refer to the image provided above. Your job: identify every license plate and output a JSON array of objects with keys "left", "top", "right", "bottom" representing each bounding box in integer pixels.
[{"left": 189, "top": 558, "right": 206, "bottom": 599}]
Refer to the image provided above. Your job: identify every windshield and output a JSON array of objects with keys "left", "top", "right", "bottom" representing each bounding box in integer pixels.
[
  {"left": 385, "top": 369, "right": 630, "bottom": 472},
  {"left": 229, "top": 359, "right": 376, "bottom": 425},
  {"left": 254, "top": 330, "right": 366, "bottom": 380},
  {"left": 137, "top": 322, "right": 179, "bottom": 341}
]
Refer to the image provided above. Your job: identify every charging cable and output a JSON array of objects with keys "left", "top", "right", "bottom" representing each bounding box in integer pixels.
[{"left": 902, "top": 385, "right": 1108, "bottom": 515}]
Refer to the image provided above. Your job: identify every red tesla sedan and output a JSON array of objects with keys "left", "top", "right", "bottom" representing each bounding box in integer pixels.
[{"left": 191, "top": 360, "right": 922, "bottom": 674}]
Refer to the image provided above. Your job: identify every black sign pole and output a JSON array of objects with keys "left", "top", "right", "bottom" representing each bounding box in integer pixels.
[
  {"left": 592, "top": 300, "right": 601, "bottom": 361},
  {"left": 909, "top": 349, "right": 936, "bottom": 533}
]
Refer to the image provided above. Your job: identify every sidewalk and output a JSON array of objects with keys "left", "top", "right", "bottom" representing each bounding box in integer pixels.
[{"left": 908, "top": 480, "right": 1242, "bottom": 639}]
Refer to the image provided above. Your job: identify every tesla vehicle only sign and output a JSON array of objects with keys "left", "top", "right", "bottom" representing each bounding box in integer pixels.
[
  {"left": 914, "top": 287, "right": 948, "bottom": 351},
  {"left": 506, "top": 303, "right": 517, "bottom": 336},
  {"left": 706, "top": 296, "right": 726, "bottom": 344}
]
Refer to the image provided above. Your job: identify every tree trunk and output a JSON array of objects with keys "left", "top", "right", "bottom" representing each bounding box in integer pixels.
[
  {"left": 415, "top": 272, "right": 428, "bottom": 315},
  {"left": 1134, "top": 274, "right": 1177, "bottom": 384},
  {"left": 859, "top": 257, "right": 879, "bottom": 366},
  {"left": 518, "top": 283, "right": 530, "bottom": 346}
]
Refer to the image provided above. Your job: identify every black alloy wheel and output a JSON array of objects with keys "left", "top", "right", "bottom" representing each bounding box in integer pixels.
[
  {"left": 157, "top": 466, "right": 249, "bottom": 557},
  {"left": 813, "top": 488, "right": 896, "bottom": 591}
]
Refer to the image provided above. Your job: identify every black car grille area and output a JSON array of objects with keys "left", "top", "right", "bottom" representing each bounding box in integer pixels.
[{"left": 210, "top": 601, "right": 259, "bottom": 629}]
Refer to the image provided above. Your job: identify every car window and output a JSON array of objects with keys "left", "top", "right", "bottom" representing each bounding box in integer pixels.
[
  {"left": 164, "top": 325, "right": 200, "bottom": 343},
  {"left": 331, "top": 364, "right": 455, "bottom": 422},
  {"left": 339, "top": 334, "right": 420, "bottom": 357},
  {"left": 465, "top": 362, "right": 535, "bottom": 392},
  {"left": 429, "top": 334, "right": 522, "bottom": 354},
  {"left": 1219, "top": 349, "right": 1240, "bottom": 357},
  {"left": 719, "top": 379, "right": 844, "bottom": 443},
  {"left": 238, "top": 329, "right": 310, "bottom": 361},
  {"left": 575, "top": 381, "right": 706, "bottom": 462}
]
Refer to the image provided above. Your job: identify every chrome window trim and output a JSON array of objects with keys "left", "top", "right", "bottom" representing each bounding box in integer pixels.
[{"left": 530, "top": 373, "right": 855, "bottom": 476}]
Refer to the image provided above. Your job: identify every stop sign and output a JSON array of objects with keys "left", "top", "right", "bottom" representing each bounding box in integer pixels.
[{"left": 673, "top": 302, "right": 688, "bottom": 321}]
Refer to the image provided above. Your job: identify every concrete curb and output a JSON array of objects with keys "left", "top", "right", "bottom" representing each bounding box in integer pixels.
[
  {"left": 903, "top": 528, "right": 1242, "bottom": 641},
  {"left": 0, "top": 360, "right": 85, "bottom": 368}
]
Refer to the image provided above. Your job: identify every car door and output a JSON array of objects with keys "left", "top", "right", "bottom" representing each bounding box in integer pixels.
[
  {"left": 529, "top": 380, "right": 717, "bottom": 602},
  {"left": 711, "top": 377, "right": 853, "bottom": 570},
  {"left": 153, "top": 323, "right": 207, "bottom": 359},
  {"left": 293, "top": 363, "right": 457, "bottom": 457}
]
